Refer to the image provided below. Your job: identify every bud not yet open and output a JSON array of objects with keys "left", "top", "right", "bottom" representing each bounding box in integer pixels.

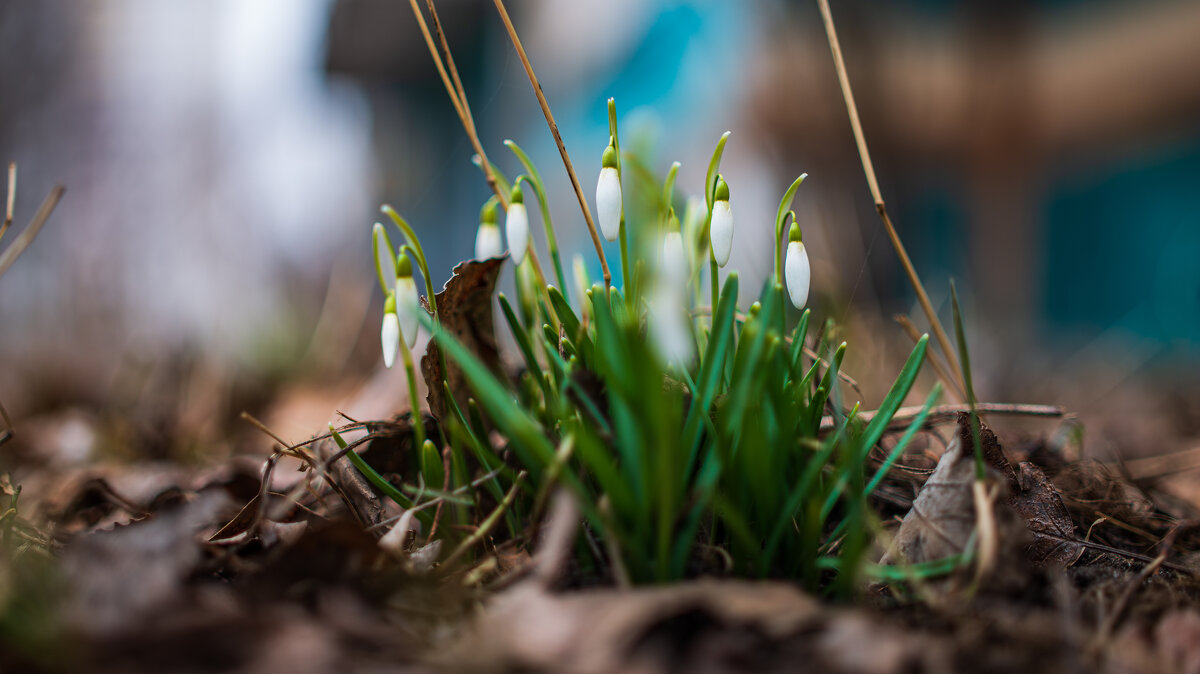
[
  {"left": 506, "top": 181, "right": 530, "bottom": 265},
  {"left": 475, "top": 198, "right": 503, "bottom": 259},
  {"left": 394, "top": 251, "right": 420, "bottom": 348},
  {"left": 710, "top": 176, "right": 733, "bottom": 267},
  {"left": 784, "top": 222, "right": 810, "bottom": 310},
  {"left": 381, "top": 292, "right": 400, "bottom": 369},
  {"left": 596, "top": 139, "right": 622, "bottom": 242}
]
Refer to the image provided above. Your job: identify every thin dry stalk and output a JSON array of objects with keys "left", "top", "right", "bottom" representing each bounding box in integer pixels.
[
  {"left": 0, "top": 185, "right": 65, "bottom": 279},
  {"left": 0, "top": 162, "right": 15, "bottom": 242},
  {"left": 491, "top": 0, "right": 612, "bottom": 288},
  {"left": 817, "top": 0, "right": 964, "bottom": 391},
  {"left": 896, "top": 314, "right": 966, "bottom": 402},
  {"left": 409, "top": 1, "right": 554, "bottom": 290},
  {"left": 406, "top": 0, "right": 506, "bottom": 208},
  {"left": 819, "top": 401, "right": 1064, "bottom": 433}
]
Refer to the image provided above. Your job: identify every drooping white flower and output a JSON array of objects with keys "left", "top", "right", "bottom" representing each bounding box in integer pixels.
[
  {"left": 710, "top": 175, "right": 733, "bottom": 267},
  {"left": 394, "top": 251, "right": 420, "bottom": 348},
  {"left": 506, "top": 181, "right": 530, "bottom": 265},
  {"left": 381, "top": 292, "right": 400, "bottom": 369},
  {"left": 595, "top": 138, "right": 622, "bottom": 241},
  {"left": 661, "top": 231, "right": 687, "bottom": 288},
  {"left": 660, "top": 208, "right": 688, "bottom": 287},
  {"left": 784, "top": 222, "right": 810, "bottom": 310},
  {"left": 649, "top": 283, "right": 694, "bottom": 367},
  {"left": 475, "top": 198, "right": 503, "bottom": 259}
]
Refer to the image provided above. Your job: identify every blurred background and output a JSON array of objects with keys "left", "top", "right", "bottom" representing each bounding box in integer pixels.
[{"left": 2, "top": 0, "right": 1200, "bottom": 464}]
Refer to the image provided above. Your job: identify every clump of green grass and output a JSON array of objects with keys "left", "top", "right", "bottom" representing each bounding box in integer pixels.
[{"left": 350, "top": 0, "right": 968, "bottom": 592}]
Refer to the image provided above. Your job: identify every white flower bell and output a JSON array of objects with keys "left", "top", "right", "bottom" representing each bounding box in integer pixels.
[
  {"left": 710, "top": 175, "right": 733, "bottom": 267},
  {"left": 595, "top": 138, "right": 622, "bottom": 242},
  {"left": 475, "top": 198, "right": 503, "bottom": 259},
  {"left": 381, "top": 292, "right": 400, "bottom": 369},
  {"left": 649, "top": 282, "right": 694, "bottom": 367},
  {"left": 660, "top": 209, "right": 688, "bottom": 288},
  {"left": 784, "top": 222, "right": 810, "bottom": 310},
  {"left": 394, "top": 251, "right": 420, "bottom": 348},
  {"left": 506, "top": 181, "right": 530, "bottom": 265}
]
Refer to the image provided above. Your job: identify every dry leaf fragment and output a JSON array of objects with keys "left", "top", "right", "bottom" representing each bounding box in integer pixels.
[{"left": 419, "top": 257, "right": 506, "bottom": 423}]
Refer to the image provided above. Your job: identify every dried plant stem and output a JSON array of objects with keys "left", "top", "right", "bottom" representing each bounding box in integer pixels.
[
  {"left": 407, "top": 0, "right": 506, "bottom": 208},
  {"left": 0, "top": 185, "right": 64, "bottom": 279},
  {"left": 896, "top": 314, "right": 966, "bottom": 402},
  {"left": 817, "top": 0, "right": 964, "bottom": 391},
  {"left": 410, "top": 1, "right": 552, "bottom": 293},
  {"left": 0, "top": 163, "right": 15, "bottom": 243},
  {"left": 442, "top": 470, "right": 526, "bottom": 569},
  {"left": 491, "top": 0, "right": 612, "bottom": 288},
  {"left": 819, "top": 401, "right": 1064, "bottom": 433}
]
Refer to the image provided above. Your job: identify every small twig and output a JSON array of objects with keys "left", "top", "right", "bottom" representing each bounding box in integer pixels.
[
  {"left": 820, "top": 402, "right": 1065, "bottom": 433},
  {"left": 441, "top": 471, "right": 526, "bottom": 570},
  {"left": 0, "top": 185, "right": 64, "bottom": 279},
  {"left": 491, "top": 0, "right": 611, "bottom": 288},
  {"left": 0, "top": 162, "right": 15, "bottom": 243},
  {"left": 425, "top": 445, "right": 454, "bottom": 544},
  {"left": 816, "top": 0, "right": 964, "bottom": 392},
  {"left": 896, "top": 314, "right": 966, "bottom": 402}
]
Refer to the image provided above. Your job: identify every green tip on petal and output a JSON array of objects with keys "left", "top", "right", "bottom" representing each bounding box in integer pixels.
[
  {"left": 602, "top": 140, "right": 618, "bottom": 169},
  {"left": 480, "top": 196, "right": 499, "bottom": 225},
  {"left": 715, "top": 175, "right": 730, "bottom": 202},
  {"left": 383, "top": 291, "right": 397, "bottom": 314},
  {"left": 510, "top": 179, "right": 525, "bottom": 205},
  {"left": 667, "top": 207, "right": 680, "bottom": 232},
  {"left": 788, "top": 221, "right": 803, "bottom": 243},
  {"left": 395, "top": 251, "right": 413, "bottom": 278}
]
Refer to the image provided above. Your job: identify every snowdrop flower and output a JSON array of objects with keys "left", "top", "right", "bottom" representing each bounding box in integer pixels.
[
  {"left": 649, "top": 283, "right": 694, "bottom": 367},
  {"left": 475, "top": 197, "right": 503, "bottom": 259},
  {"left": 595, "top": 138, "right": 622, "bottom": 242},
  {"left": 710, "top": 175, "right": 733, "bottom": 267},
  {"left": 660, "top": 209, "right": 688, "bottom": 287},
  {"left": 506, "top": 181, "right": 530, "bottom": 265},
  {"left": 784, "top": 222, "right": 810, "bottom": 309},
  {"left": 394, "top": 251, "right": 420, "bottom": 348},
  {"left": 381, "top": 291, "right": 400, "bottom": 369}
]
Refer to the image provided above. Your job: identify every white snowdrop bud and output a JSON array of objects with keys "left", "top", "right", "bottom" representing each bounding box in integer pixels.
[
  {"left": 475, "top": 198, "right": 503, "bottom": 259},
  {"left": 649, "top": 283, "right": 694, "bottom": 367},
  {"left": 506, "top": 181, "right": 530, "bottom": 265},
  {"left": 381, "top": 292, "right": 400, "bottom": 369},
  {"left": 661, "top": 230, "right": 687, "bottom": 288},
  {"left": 710, "top": 176, "right": 733, "bottom": 267},
  {"left": 394, "top": 252, "right": 420, "bottom": 348},
  {"left": 596, "top": 139, "right": 622, "bottom": 242},
  {"left": 784, "top": 222, "right": 810, "bottom": 310}
]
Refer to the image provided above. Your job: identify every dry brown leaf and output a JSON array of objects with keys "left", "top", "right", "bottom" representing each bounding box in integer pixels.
[
  {"left": 420, "top": 257, "right": 506, "bottom": 423},
  {"left": 883, "top": 413, "right": 1088, "bottom": 571},
  {"left": 1013, "top": 461, "right": 1085, "bottom": 567}
]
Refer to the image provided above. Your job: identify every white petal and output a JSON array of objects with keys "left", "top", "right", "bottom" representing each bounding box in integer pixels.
[
  {"left": 475, "top": 223, "right": 503, "bottom": 260},
  {"left": 649, "top": 284, "right": 694, "bottom": 366},
  {"left": 506, "top": 203, "right": 529, "bottom": 265},
  {"left": 661, "top": 232, "right": 688, "bottom": 287},
  {"left": 395, "top": 276, "right": 420, "bottom": 348},
  {"left": 381, "top": 312, "right": 400, "bottom": 369},
  {"left": 710, "top": 200, "right": 733, "bottom": 267},
  {"left": 785, "top": 241, "right": 810, "bottom": 309},
  {"left": 596, "top": 167, "right": 622, "bottom": 242}
]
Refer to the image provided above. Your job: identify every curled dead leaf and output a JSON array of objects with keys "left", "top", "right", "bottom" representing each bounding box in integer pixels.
[{"left": 419, "top": 257, "right": 506, "bottom": 423}]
